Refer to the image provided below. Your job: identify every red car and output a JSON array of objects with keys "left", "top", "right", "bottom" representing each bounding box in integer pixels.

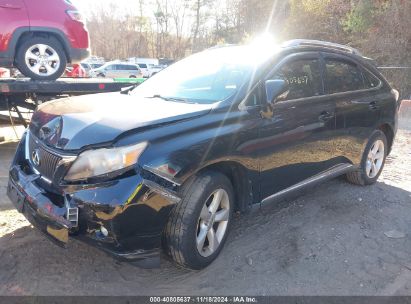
[
  {"left": 64, "top": 63, "right": 87, "bottom": 78},
  {"left": 0, "top": 0, "right": 90, "bottom": 80},
  {"left": 0, "top": 67, "right": 10, "bottom": 78}
]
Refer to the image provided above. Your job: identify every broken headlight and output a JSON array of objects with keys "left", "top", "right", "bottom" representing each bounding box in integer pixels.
[{"left": 65, "top": 142, "right": 148, "bottom": 181}]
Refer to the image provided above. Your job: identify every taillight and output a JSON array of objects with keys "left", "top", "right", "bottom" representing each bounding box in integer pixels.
[{"left": 66, "top": 10, "right": 84, "bottom": 23}]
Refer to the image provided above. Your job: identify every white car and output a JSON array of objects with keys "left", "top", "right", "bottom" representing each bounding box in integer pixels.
[
  {"left": 148, "top": 65, "right": 165, "bottom": 77},
  {"left": 90, "top": 62, "right": 142, "bottom": 79},
  {"left": 137, "top": 63, "right": 151, "bottom": 78}
]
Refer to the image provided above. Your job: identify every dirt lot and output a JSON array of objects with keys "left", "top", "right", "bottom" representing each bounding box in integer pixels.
[{"left": 0, "top": 128, "right": 410, "bottom": 296}]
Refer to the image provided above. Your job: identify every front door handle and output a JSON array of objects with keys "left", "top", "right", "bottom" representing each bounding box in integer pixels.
[
  {"left": 318, "top": 111, "right": 334, "bottom": 122},
  {"left": 369, "top": 101, "right": 379, "bottom": 111}
]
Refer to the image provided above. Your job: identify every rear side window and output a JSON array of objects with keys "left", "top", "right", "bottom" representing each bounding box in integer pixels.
[
  {"left": 363, "top": 69, "right": 381, "bottom": 89},
  {"left": 325, "top": 59, "right": 364, "bottom": 94},
  {"left": 271, "top": 58, "right": 322, "bottom": 101},
  {"left": 138, "top": 63, "right": 147, "bottom": 68},
  {"left": 123, "top": 65, "right": 138, "bottom": 71}
]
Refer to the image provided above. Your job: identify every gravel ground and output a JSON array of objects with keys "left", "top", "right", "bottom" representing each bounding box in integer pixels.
[{"left": 0, "top": 129, "right": 410, "bottom": 296}]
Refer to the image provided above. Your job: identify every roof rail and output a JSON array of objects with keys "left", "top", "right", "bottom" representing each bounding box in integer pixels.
[{"left": 282, "top": 39, "right": 363, "bottom": 56}]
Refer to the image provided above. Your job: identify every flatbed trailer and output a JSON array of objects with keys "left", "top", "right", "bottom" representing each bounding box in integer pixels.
[{"left": 0, "top": 78, "right": 143, "bottom": 127}]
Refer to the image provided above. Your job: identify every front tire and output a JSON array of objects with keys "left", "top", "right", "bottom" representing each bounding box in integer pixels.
[
  {"left": 346, "top": 130, "right": 387, "bottom": 186},
  {"left": 163, "top": 171, "right": 234, "bottom": 269},
  {"left": 15, "top": 36, "right": 67, "bottom": 80}
]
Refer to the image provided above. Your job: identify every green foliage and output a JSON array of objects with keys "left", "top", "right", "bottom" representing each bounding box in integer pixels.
[
  {"left": 342, "top": 0, "right": 375, "bottom": 33},
  {"left": 301, "top": 0, "right": 331, "bottom": 15}
]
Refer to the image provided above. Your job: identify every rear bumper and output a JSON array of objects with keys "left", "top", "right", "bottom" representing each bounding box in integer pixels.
[
  {"left": 7, "top": 136, "right": 178, "bottom": 267},
  {"left": 68, "top": 48, "right": 90, "bottom": 63},
  {"left": 0, "top": 53, "right": 13, "bottom": 67}
]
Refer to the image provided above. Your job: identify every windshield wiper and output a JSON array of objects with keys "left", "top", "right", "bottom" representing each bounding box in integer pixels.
[
  {"left": 148, "top": 94, "right": 192, "bottom": 103},
  {"left": 120, "top": 84, "right": 139, "bottom": 95}
]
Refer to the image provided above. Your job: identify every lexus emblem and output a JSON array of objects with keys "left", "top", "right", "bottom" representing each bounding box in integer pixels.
[{"left": 32, "top": 149, "right": 41, "bottom": 166}]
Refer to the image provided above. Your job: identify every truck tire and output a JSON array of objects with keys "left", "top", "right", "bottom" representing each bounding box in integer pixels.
[
  {"left": 163, "top": 171, "right": 234, "bottom": 269},
  {"left": 346, "top": 130, "right": 388, "bottom": 186},
  {"left": 15, "top": 36, "right": 67, "bottom": 81}
]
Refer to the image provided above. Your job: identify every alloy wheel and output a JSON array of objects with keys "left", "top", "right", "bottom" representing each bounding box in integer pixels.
[
  {"left": 366, "top": 139, "right": 385, "bottom": 178},
  {"left": 25, "top": 44, "right": 61, "bottom": 76},
  {"left": 196, "top": 189, "right": 230, "bottom": 257}
]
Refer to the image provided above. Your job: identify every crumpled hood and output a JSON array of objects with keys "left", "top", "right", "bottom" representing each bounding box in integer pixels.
[{"left": 29, "top": 92, "right": 213, "bottom": 150}]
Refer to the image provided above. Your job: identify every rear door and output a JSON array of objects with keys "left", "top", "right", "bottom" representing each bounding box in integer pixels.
[
  {"left": 127, "top": 64, "right": 140, "bottom": 77},
  {"left": 258, "top": 52, "right": 337, "bottom": 199},
  {"left": 117, "top": 64, "right": 133, "bottom": 78},
  {"left": 322, "top": 53, "right": 382, "bottom": 164},
  {"left": 0, "top": 0, "right": 29, "bottom": 55}
]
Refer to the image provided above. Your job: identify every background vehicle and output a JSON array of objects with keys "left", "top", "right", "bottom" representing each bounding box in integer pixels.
[
  {"left": 137, "top": 63, "right": 150, "bottom": 78},
  {"left": 128, "top": 57, "right": 158, "bottom": 66},
  {"left": 128, "top": 57, "right": 159, "bottom": 77},
  {"left": 82, "top": 56, "right": 105, "bottom": 73},
  {"left": 0, "top": 0, "right": 90, "bottom": 80},
  {"left": 0, "top": 68, "right": 10, "bottom": 78},
  {"left": 148, "top": 65, "right": 165, "bottom": 77},
  {"left": 89, "top": 63, "right": 104, "bottom": 69},
  {"left": 82, "top": 62, "right": 104, "bottom": 77},
  {"left": 80, "top": 62, "right": 91, "bottom": 74},
  {"left": 90, "top": 62, "right": 142, "bottom": 78},
  {"left": 7, "top": 40, "right": 399, "bottom": 270},
  {"left": 64, "top": 63, "right": 87, "bottom": 78}
]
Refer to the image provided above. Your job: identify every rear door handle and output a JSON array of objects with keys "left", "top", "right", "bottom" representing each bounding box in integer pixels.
[
  {"left": 369, "top": 101, "right": 379, "bottom": 111},
  {"left": 318, "top": 111, "right": 334, "bottom": 122}
]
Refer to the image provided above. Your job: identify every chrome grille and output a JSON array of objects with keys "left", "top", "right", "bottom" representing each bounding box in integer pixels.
[{"left": 27, "top": 132, "right": 62, "bottom": 180}]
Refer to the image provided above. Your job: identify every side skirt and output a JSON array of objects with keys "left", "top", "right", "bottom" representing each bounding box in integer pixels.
[{"left": 259, "top": 163, "right": 354, "bottom": 207}]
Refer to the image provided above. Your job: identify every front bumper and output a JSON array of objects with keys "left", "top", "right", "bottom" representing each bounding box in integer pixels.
[
  {"left": 8, "top": 166, "right": 72, "bottom": 246},
  {"left": 7, "top": 136, "right": 178, "bottom": 267}
]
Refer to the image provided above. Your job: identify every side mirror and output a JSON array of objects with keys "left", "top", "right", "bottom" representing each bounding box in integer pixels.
[{"left": 265, "top": 79, "right": 288, "bottom": 104}]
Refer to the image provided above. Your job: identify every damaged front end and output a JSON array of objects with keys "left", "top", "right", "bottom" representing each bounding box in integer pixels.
[{"left": 7, "top": 131, "right": 179, "bottom": 268}]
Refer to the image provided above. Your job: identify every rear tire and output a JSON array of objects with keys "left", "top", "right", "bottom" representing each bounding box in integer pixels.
[
  {"left": 346, "top": 130, "right": 387, "bottom": 186},
  {"left": 163, "top": 171, "right": 234, "bottom": 270},
  {"left": 15, "top": 36, "right": 67, "bottom": 80}
]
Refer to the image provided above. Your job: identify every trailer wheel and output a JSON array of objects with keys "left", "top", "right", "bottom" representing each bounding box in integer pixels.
[{"left": 15, "top": 36, "right": 67, "bottom": 81}]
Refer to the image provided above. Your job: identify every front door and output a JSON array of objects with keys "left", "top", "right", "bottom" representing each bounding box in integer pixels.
[{"left": 257, "top": 52, "right": 337, "bottom": 199}]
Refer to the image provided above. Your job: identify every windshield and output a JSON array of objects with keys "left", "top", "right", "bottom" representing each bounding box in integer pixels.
[{"left": 131, "top": 46, "right": 269, "bottom": 104}]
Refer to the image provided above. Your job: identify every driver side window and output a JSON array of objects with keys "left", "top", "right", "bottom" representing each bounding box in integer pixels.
[{"left": 270, "top": 58, "right": 322, "bottom": 102}]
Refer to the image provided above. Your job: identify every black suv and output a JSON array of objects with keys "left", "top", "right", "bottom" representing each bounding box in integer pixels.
[{"left": 7, "top": 40, "right": 399, "bottom": 269}]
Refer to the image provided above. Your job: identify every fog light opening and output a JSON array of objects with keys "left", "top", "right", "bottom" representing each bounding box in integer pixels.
[{"left": 100, "top": 226, "right": 109, "bottom": 237}]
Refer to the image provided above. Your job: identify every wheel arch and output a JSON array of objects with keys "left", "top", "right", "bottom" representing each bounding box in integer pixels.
[
  {"left": 14, "top": 27, "right": 72, "bottom": 63},
  {"left": 194, "top": 161, "right": 254, "bottom": 213},
  {"left": 378, "top": 123, "right": 395, "bottom": 154}
]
